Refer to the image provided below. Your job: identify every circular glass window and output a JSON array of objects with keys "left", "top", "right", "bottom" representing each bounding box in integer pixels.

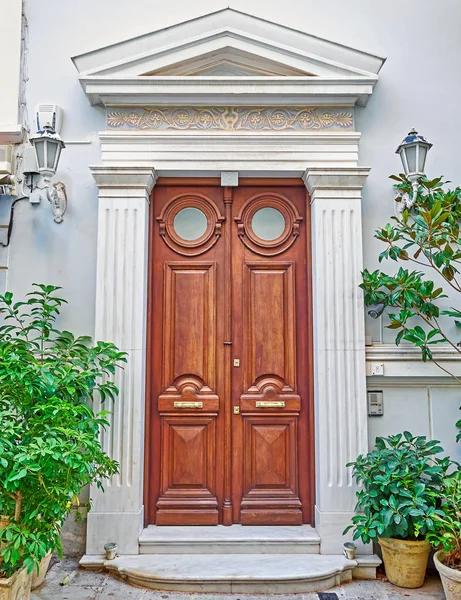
[
  {"left": 173, "top": 207, "right": 208, "bottom": 241},
  {"left": 251, "top": 207, "right": 286, "bottom": 241}
]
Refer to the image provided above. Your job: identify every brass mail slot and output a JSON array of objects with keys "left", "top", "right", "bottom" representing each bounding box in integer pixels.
[
  {"left": 174, "top": 401, "right": 203, "bottom": 409},
  {"left": 256, "top": 401, "right": 285, "bottom": 408}
]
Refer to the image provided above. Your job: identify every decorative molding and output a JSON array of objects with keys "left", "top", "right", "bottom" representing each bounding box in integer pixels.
[
  {"left": 235, "top": 193, "right": 303, "bottom": 256},
  {"left": 0, "top": 124, "right": 24, "bottom": 144},
  {"left": 107, "top": 107, "right": 354, "bottom": 132},
  {"left": 97, "top": 131, "right": 362, "bottom": 177},
  {"left": 157, "top": 193, "right": 225, "bottom": 256},
  {"left": 90, "top": 166, "right": 158, "bottom": 196},
  {"left": 303, "top": 167, "right": 370, "bottom": 194},
  {"left": 366, "top": 343, "right": 461, "bottom": 362},
  {"left": 366, "top": 344, "right": 461, "bottom": 380},
  {"left": 367, "top": 376, "right": 461, "bottom": 388}
]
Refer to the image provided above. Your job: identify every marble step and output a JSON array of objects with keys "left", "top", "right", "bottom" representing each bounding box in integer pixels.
[
  {"left": 103, "top": 553, "right": 358, "bottom": 593},
  {"left": 139, "top": 524, "right": 321, "bottom": 554}
]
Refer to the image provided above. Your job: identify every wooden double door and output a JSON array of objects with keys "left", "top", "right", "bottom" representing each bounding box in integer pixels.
[{"left": 146, "top": 179, "right": 313, "bottom": 526}]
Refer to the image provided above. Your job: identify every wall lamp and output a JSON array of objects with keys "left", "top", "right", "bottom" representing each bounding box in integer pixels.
[
  {"left": 22, "top": 125, "right": 67, "bottom": 224},
  {"left": 395, "top": 128, "right": 432, "bottom": 210}
]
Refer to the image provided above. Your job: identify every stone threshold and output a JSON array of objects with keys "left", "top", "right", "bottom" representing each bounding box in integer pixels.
[{"left": 80, "top": 553, "right": 381, "bottom": 593}]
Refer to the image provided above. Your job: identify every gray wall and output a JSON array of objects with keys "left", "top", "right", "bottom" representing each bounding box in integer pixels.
[{"left": 8, "top": 0, "right": 461, "bottom": 462}]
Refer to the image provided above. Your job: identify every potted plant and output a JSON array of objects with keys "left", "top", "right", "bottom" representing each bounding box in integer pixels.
[
  {"left": 0, "top": 284, "right": 126, "bottom": 596},
  {"left": 344, "top": 432, "right": 450, "bottom": 588},
  {"left": 427, "top": 469, "right": 461, "bottom": 599}
]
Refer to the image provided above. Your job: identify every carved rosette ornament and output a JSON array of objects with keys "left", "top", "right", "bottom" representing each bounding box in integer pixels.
[
  {"left": 157, "top": 193, "right": 225, "bottom": 256},
  {"left": 234, "top": 193, "right": 303, "bottom": 256}
]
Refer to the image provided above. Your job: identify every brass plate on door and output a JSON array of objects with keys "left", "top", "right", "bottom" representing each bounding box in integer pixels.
[
  {"left": 174, "top": 401, "right": 203, "bottom": 409},
  {"left": 256, "top": 401, "right": 285, "bottom": 408},
  {"left": 233, "top": 406, "right": 240, "bottom": 415}
]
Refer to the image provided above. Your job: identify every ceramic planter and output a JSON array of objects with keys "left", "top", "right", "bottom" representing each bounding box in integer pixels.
[
  {"left": 31, "top": 552, "right": 52, "bottom": 590},
  {"left": 378, "top": 537, "right": 431, "bottom": 588},
  {"left": 0, "top": 567, "right": 32, "bottom": 600},
  {"left": 434, "top": 550, "right": 461, "bottom": 600}
]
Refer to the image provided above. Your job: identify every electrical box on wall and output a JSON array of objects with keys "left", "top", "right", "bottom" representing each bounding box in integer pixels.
[
  {"left": 35, "top": 104, "right": 63, "bottom": 133},
  {"left": 368, "top": 390, "right": 383, "bottom": 416}
]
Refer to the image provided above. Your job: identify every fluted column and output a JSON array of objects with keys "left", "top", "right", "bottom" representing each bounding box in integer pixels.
[
  {"left": 86, "top": 166, "right": 157, "bottom": 555},
  {"left": 303, "top": 167, "right": 370, "bottom": 555}
]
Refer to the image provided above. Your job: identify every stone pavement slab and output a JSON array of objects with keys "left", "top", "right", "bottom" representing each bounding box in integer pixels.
[{"left": 31, "top": 559, "right": 445, "bottom": 600}]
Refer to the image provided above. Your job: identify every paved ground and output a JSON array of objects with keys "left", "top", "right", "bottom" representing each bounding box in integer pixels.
[{"left": 31, "top": 558, "right": 445, "bottom": 600}]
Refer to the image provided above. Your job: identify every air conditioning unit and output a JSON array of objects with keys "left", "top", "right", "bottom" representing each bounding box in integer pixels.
[{"left": 35, "top": 104, "right": 63, "bottom": 133}]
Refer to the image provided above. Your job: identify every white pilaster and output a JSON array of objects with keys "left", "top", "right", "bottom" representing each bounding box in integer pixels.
[
  {"left": 303, "top": 167, "right": 370, "bottom": 555},
  {"left": 86, "top": 166, "right": 157, "bottom": 555}
]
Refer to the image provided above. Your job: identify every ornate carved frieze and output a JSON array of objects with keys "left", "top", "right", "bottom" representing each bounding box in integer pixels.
[{"left": 106, "top": 106, "right": 354, "bottom": 131}]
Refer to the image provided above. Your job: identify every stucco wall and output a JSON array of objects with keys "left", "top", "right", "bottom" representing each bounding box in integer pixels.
[{"left": 5, "top": 0, "right": 461, "bottom": 466}]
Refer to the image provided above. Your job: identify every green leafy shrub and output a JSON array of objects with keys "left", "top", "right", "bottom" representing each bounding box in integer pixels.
[
  {"left": 344, "top": 432, "right": 451, "bottom": 544},
  {"left": 360, "top": 174, "right": 461, "bottom": 440},
  {"left": 0, "top": 284, "right": 126, "bottom": 576},
  {"left": 427, "top": 469, "right": 461, "bottom": 569}
]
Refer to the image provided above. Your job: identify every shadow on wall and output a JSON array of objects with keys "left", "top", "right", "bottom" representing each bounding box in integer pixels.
[{"left": 60, "top": 507, "right": 87, "bottom": 557}]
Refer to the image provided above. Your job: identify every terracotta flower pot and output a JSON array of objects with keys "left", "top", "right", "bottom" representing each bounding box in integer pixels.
[
  {"left": 379, "top": 537, "right": 431, "bottom": 588},
  {"left": 31, "top": 552, "right": 52, "bottom": 590},
  {"left": 434, "top": 550, "right": 461, "bottom": 600},
  {"left": 0, "top": 567, "right": 32, "bottom": 600}
]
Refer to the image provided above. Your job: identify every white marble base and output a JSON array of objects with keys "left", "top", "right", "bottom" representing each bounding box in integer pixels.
[
  {"left": 103, "top": 554, "right": 357, "bottom": 593},
  {"left": 353, "top": 554, "right": 382, "bottom": 580},
  {"left": 315, "top": 507, "right": 371, "bottom": 555},
  {"left": 139, "top": 525, "right": 320, "bottom": 554},
  {"left": 86, "top": 507, "right": 144, "bottom": 555}
]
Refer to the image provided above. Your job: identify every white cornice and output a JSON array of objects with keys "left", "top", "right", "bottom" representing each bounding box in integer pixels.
[
  {"left": 303, "top": 167, "right": 371, "bottom": 192},
  {"left": 80, "top": 75, "right": 377, "bottom": 108},
  {"left": 0, "top": 124, "right": 24, "bottom": 144},
  {"left": 366, "top": 344, "right": 461, "bottom": 380},
  {"left": 90, "top": 166, "right": 158, "bottom": 195},
  {"left": 366, "top": 344, "right": 461, "bottom": 362}
]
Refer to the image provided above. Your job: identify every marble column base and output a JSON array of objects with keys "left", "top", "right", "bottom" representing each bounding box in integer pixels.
[
  {"left": 315, "top": 507, "right": 371, "bottom": 555},
  {"left": 86, "top": 506, "right": 143, "bottom": 555}
]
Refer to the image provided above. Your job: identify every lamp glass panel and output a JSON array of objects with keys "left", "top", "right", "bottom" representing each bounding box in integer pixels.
[
  {"left": 34, "top": 139, "right": 45, "bottom": 169},
  {"left": 405, "top": 145, "right": 417, "bottom": 174},
  {"left": 46, "top": 141, "right": 58, "bottom": 170},
  {"left": 418, "top": 145, "right": 428, "bottom": 173}
]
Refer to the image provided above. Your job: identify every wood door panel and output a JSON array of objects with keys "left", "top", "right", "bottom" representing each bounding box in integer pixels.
[
  {"left": 157, "top": 416, "right": 218, "bottom": 525},
  {"left": 241, "top": 415, "right": 302, "bottom": 525},
  {"left": 231, "top": 185, "right": 309, "bottom": 525},
  {"left": 156, "top": 261, "right": 220, "bottom": 523},
  {"left": 241, "top": 262, "right": 300, "bottom": 405},
  {"left": 161, "top": 262, "right": 217, "bottom": 395}
]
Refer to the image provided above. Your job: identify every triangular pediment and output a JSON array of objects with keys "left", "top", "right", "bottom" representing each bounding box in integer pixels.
[
  {"left": 143, "top": 48, "right": 312, "bottom": 77},
  {"left": 72, "top": 8, "right": 385, "bottom": 107}
]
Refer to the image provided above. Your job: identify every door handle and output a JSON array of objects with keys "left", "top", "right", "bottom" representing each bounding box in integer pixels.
[
  {"left": 174, "top": 401, "right": 203, "bottom": 409},
  {"left": 256, "top": 401, "right": 285, "bottom": 408}
]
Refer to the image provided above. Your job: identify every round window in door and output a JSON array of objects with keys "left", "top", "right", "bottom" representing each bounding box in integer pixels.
[
  {"left": 251, "top": 207, "right": 286, "bottom": 241},
  {"left": 173, "top": 207, "right": 208, "bottom": 241},
  {"left": 235, "top": 193, "right": 303, "bottom": 256},
  {"left": 157, "top": 193, "right": 225, "bottom": 256}
]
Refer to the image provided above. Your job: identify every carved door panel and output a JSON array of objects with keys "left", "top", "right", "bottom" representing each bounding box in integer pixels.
[
  {"left": 148, "top": 184, "right": 225, "bottom": 525},
  {"left": 231, "top": 185, "right": 311, "bottom": 525}
]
